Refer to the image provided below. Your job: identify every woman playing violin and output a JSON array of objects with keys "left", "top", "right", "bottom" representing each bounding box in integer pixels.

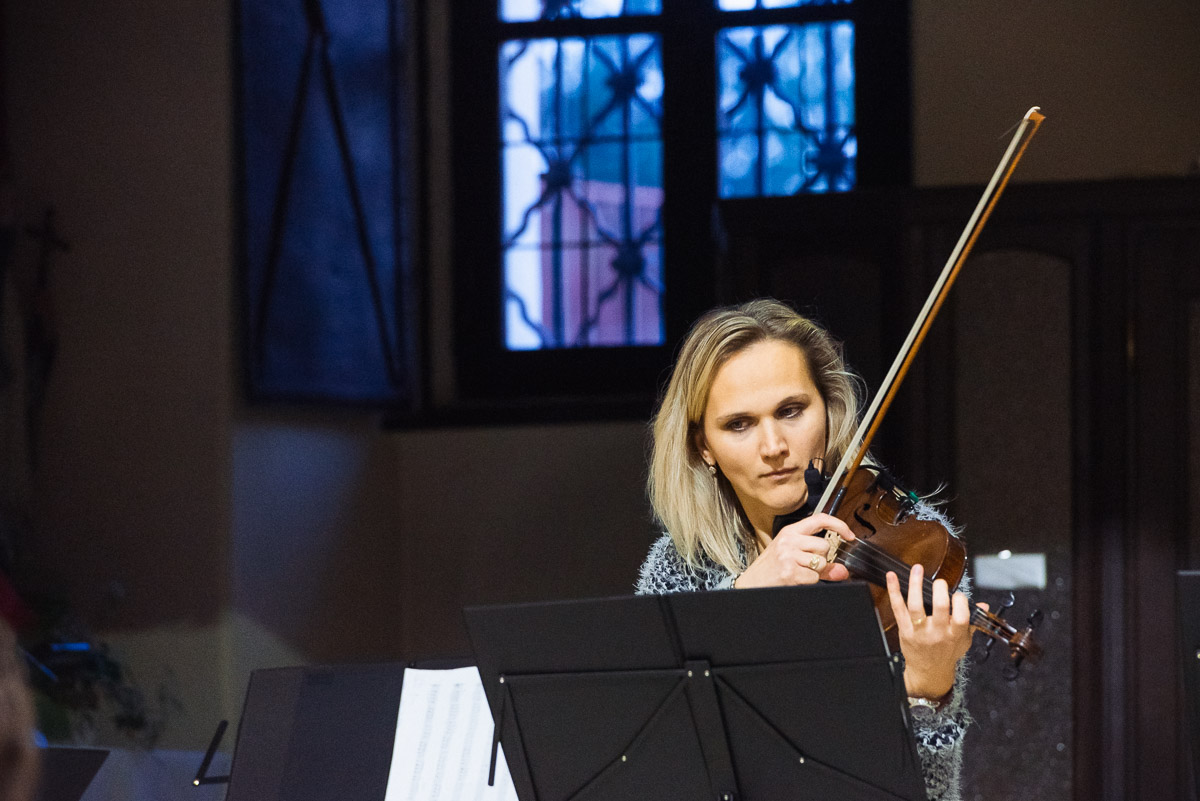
[{"left": 636, "top": 298, "right": 977, "bottom": 801}]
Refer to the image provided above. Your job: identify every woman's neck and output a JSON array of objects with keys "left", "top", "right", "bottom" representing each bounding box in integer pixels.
[
  {"left": 747, "top": 496, "right": 816, "bottom": 551},
  {"left": 744, "top": 508, "right": 776, "bottom": 550},
  {"left": 752, "top": 527, "right": 773, "bottom": 552}
]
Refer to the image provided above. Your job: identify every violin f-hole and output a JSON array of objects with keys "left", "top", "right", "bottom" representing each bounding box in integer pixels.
[{"left": 852, "top": 507, "right": 878, "bottom": 536}]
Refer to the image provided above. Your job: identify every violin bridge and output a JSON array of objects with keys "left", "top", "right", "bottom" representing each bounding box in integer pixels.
[{"left": 825, "top": 531, "right": 842, "bottom": 563}]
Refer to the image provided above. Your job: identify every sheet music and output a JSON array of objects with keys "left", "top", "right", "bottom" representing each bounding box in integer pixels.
[{"left": 384, "top": 666, "right": 519, "bottom": 801}]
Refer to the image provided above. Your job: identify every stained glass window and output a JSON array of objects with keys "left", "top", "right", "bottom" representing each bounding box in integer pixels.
[
  {"left": 501, "top": 35, "right": 664, "bottom": 349},
  {"left": 717, "top": 0, "right": 850, "bottom": 9},
  {"left": 501, "top": 0, "right": 660, "bottom": 22},
  {"left": 717, "top": 22, "right": 856, "bottom": 197},
  {"left": 458, "top": 0, "right": 908, "bottom": 391},
  {"left": 495, "top": 3, "right": 858, "bottom": 352}
]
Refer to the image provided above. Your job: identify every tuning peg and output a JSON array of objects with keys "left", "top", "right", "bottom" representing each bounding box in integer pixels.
[
  {"left": 1002, "top": 656, "right": 1023, "bottom": 681},
  {"left": 997, "top": 592, "right": 1015, "bottom": 617},
  {"left": 973, "top": 593, "right": 1015, "bottom": 664},
  {"left": 1027, "top": 609, "right": 1043, "bottom": 629}
]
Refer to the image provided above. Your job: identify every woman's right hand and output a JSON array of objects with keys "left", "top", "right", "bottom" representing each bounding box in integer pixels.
[{"left": 734, "top": 513, "right": 856, "bottom": 588}]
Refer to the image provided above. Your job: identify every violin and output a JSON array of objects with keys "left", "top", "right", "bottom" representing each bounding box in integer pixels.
[
  {"left": 776, "top": 108, "right": 1047, "bottom": 676},
  {"left": 830, "top": 464, "right": 1041, "bottom": 674}
]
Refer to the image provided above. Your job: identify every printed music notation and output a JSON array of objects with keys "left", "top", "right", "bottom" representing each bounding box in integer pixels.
[{"left": 384, "top": 666, "right": 520, "bottom": 801}]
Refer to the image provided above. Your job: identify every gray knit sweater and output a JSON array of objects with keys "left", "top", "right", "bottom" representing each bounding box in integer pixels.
[{"left": 635, "top": 528, "right": 970, "bottom": 801}]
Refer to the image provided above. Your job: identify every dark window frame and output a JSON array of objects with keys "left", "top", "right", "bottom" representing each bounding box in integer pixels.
[{"left": 446, "top": 0, "right": 910, "bottom": 414}]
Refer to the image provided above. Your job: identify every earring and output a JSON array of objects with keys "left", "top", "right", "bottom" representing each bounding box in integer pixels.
[{"left": 707, "top": 463, "right": 717, "bottom": 477}]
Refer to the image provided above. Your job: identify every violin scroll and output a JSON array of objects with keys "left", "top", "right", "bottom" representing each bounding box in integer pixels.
[
  {"left": 972, "top": 593, "right": 1043, "bottom": 679},
  {"left": 1002, "top": 608, "right": 1045, "bottom": 680}
]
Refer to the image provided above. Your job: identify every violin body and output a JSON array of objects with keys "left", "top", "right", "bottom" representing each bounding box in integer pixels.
[{"left": 830, "top": 466, "right": 966, "bottom": 649}]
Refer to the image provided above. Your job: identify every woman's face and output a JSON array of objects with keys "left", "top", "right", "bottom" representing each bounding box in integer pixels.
[{"left": 697, "top": 339, "right": 828, "bottom": 536}]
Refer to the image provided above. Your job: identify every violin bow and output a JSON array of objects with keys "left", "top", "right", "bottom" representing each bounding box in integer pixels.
[{"left": 817, "top": 106, "right": 1046, "bottom": 517}]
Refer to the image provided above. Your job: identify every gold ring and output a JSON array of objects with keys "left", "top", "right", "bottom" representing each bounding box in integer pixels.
[
  {"left": 912, "top": 615, "right": 926, "bottom": 626},
  {"left": 809, "top": 555, "right": 822, "bottom": 571}
]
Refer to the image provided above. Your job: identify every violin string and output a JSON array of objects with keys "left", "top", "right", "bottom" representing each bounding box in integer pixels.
[
  {"left": 839, "top": 539, "right": 929, "bottom": 592},
  {"left": 839, "top": 537, "right": 912, "bottom": 576},
  {"left": 840, "top": 549, "right": 936, "bottom": 606},
  {"left": 838, "top": 540, "right": 1010, "bottom": 635},
  {"left": 843, "top": 557, "right": 1007, "bottom": 640},
  {"left": 844, "top": 539, "right": 954, "bottom": 604}
]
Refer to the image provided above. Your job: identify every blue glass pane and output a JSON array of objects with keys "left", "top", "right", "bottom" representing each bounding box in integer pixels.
[
  {"left": 717, "top": 0, "right": 851, "bottom": 9},
  {"left": 717, "top": 22, "right": 856, "bottom": 197},
  {"left": 502, "top": 0, "right": 660, "bottom": 22},
  {"left": 500, "top": 36, "right": 664, "bottom": 350}
]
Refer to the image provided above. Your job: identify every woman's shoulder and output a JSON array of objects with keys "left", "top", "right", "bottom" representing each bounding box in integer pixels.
[
  {"left": 636, "top": 533, "right": 734, "bottom": 594},
  {"left": 912, "top": 499, "right": 971, "bottom": 598},
  {"left": 912, "top": 499, "right": 964, "bottom": 539}
]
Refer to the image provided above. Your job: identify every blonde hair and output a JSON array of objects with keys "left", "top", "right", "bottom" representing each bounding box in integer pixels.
[{"left": 648, "top": 299, "right": 862, "bottom": 574}]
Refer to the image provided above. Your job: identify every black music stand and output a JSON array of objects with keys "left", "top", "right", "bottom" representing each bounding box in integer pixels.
[
  {"left": 1178, "top": 570, "right": 1200, "bottom": 800},
  {"left": 224, "top": 662, "right": 407, "bottom": 801},
  {"left": 34, "top": 747, "right": 108, "bottom": 801},
  {"left": 465, "top": 583, "right": 929, "bottom": 801}
]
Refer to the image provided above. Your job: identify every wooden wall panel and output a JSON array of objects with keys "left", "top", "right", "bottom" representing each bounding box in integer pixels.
[{"left": 718, "top": 177, "right": 1200, "bottom": 801}]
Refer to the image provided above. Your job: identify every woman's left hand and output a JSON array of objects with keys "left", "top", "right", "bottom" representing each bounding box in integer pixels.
[{"left": 885, "top": 564, "right": 984, "bottom": 700}]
